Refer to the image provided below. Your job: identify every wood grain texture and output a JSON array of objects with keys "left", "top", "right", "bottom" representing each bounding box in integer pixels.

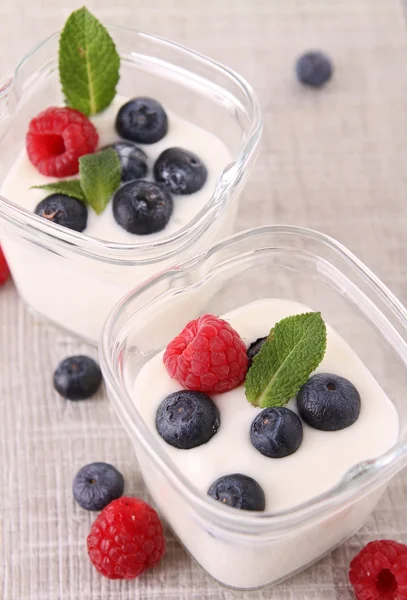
[{"left": 2, "top": 0, "right": 407, "bottom": 598}]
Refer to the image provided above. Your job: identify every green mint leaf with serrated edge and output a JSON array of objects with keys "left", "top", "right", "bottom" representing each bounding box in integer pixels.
[
  {"left": 31, "top": 180, "right": 86, "bottom": 202},
  {"left": 59, "top": 7, "right": 120, "bottom": 116},
  {"left": 79, "top": 148, "right": 120, "bottom": 214},
  {"left": 245, "top": 312, "right": 327, "bottom": 408}
]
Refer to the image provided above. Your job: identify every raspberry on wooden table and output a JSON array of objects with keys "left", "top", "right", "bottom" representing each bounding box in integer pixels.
[
  {"left": 26, "top": 107, "right": 98, "bottom": 178},
  {"left": 87, "top": 497, "right": 165, "bottom": 580},
  {"left": 163, "top": 314, "right": 248, "bottom": 394},
  {"left": 0, "top": 247, "right": 10, "bottom": 285},
  {"left": 349, "top": 539, "right": 407, "bottom": 600}
]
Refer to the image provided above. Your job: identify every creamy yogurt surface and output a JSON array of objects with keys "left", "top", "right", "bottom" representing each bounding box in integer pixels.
[
  {"left": 0, "top": 96, "right": 232, "bottom": 243},
  {"left": 133, "top": 298, "right": 399, "bottom": 512}
]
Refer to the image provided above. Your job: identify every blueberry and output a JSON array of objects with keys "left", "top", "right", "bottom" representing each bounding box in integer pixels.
[
  {"left": 35, "top": 194, "right": 87, "bottom": 232},
  {"left": 295, "top": 51, "right": 333, "bottom": 87},
  {"left": 72, "top": 462, "right": 124, "bottom": 511},
  {"left": 247, "top": 336, "right": 267, "bottom": 368},
  {"left": 115, "top": 97, "right": 168, "bottom": 144},
  {"left": 153, "top": 147, "right": 207, "bottom": 195},
  {"left": 208, "top": 474, "right": 265, "bottom": 511},
  {"left": 53, "top": 355, "right": 102, "bottom": 400},
  {"left": 112, "top": 180, "right": 173, "bottom": 235},
  {"left": 156, "top": 390, "right": 220, "bottom": 449},
  {"left": 103, "top": 142, "right": 148, "bottom": 182},
  {"left": 250, "top": 407, "right": 303, "bottom": 458},
  {"left": 297, "top": 373, "right": 361, "bottom": 431}
]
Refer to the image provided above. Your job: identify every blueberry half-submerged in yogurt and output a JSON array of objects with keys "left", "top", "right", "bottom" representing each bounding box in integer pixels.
[
  {"left": 250, "top": 407, "right": 303, "bottom": 458},
  {"left": 156, "top": 390, "right": 220, "bottom": 449},
  {"left": 247, "top": 336, "right": 267, "bottom": 368},
  {"left": 115, "top": 97, "right": 168, "bottom": 144},
  {"left": 103, "top": 142, "right": 148, "bottom": 182},
  {"left": 35, "top": 194, "right": 88, "bottom": 232},
  {"left": 113, "top": 180, "right": 173, "bottom": 235},
  {"left": 153, "top": 147, "right": 207, "bottom": 195},
  {"left": 297, "top": 373, "right": 361, "bottom": 431},
  {"left": 208, "top": 474, "right": 265, "bottom": 511}
]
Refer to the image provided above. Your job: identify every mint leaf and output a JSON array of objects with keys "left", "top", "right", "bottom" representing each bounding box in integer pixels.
[
  {"left": 31, "top": 180, "right": 86, "bottom": 202},
  {"left": 32, "top": 150, "right": 121, "bottom": 214},
  {"left": 59, "top": 7, "right": 120, "bottom": 115},
  {"left": 79, "top": 148, "right": 120, "bottom": 214},
  {"left": 245, "top": 312, "right": 327, "bottom": 408}
]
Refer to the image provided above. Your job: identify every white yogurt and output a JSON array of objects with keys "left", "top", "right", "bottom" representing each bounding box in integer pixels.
[
  {"left": 1, "top": 96, "right": 232, "bottom": 243},
  {"left": 132, "top": 298, "right": 399, "bottom": 588},
  {"left": 0, "top": 97, "right": 234, "bottom": 342}
]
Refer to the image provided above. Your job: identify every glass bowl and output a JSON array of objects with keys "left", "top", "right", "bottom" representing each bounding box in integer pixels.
[
  {"left": 0, "top": 27, "right": 262, "bottom": 344},
  {"left": 100, "top": 225, "right": 407, "bottom": 590}
]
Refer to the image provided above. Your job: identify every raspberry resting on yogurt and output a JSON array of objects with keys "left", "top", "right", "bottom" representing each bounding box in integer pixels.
[
  {"left": 163, "top": 314, "right": 248, "bottom": 393},
  {"left": 26, "top": 107, "right": 98, "bottom": 177}
]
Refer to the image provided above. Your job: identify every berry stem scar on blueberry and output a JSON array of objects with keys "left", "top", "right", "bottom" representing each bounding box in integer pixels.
[
  {"left": 53, "top": 355, "right": 102, "bottom": 400},
  {"left": 297, "top": 373, "right": 360, "bottom": 431},
  {"left": 73, "top": 462, "right": 124, "bottom": 511},
  {"left": 156, "top": 390, "right": 220, "bottom": 449}
]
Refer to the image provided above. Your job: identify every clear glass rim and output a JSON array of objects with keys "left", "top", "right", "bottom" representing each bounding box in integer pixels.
[
  {"left": 0, "top": 26, "right": 263, "bottom": 265},
  {"left": 100, "top": 225, "right": 407, "bottom": 533}
]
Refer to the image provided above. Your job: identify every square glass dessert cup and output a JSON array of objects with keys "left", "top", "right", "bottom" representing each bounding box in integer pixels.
[
  {"left": 100, "top": 225, "right": 407, "bottom": 591},
  {"left": 0, "top": 27, "right": 261, "bottom": 344}
]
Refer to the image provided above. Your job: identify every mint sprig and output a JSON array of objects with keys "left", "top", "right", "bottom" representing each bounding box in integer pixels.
[
  {"left": 79, "top": 148, "right": 121, "bottom": 214},
  {"left": 59, "top": 7, "right": 120, "bottom": 116},
  {"left": 31, "top": 149, "right": 121, "bottom": 215},
  {"left": 245, "top": 312, "right": 327, "bottom": 408},
  {"left": 31, "top": 180, "right": 86, "bottom": 202}
]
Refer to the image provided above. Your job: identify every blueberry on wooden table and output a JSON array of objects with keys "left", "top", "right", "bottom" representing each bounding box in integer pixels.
[
  {"left": 295, "top": 51, "right": 333, "bottom": 87},
  {"left": 53, "top": 355, "right": 102, "bottom": 400},
  {"left": 73, "top": 462, "right": 125, "bottom": 511}
]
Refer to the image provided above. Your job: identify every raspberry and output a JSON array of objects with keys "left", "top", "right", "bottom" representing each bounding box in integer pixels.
[
  {"left": 0, "top": 246, "right": 10, "bottom": 285},
  {"left": 87, "top": 497, "right": 165, "bottom": 580},
  {"left": 26, "top": 107, "right": 98, "bottom": 177},
  {"left": 349, "top": 539, "right": 407, "bottom": 600},
  {"left": 163, "top": 314, "right": 248, "bottom": 394}
]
